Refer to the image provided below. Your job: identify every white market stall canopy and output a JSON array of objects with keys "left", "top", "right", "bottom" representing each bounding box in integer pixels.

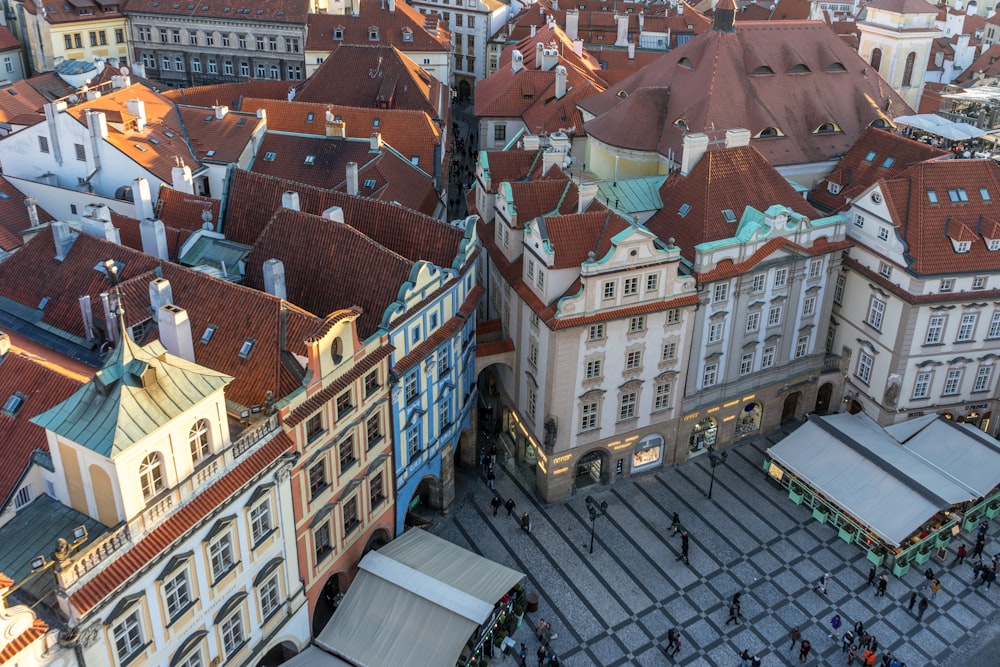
[
  {"left": 767, "top": 413, "right": 1000, "bottom": 546},
  {"left": 893, "top": 114, "right": 988, "bottom": 140},
  {"left": 315, "top": 528, "right": 524, "bottom": 667},
  {"left": 279, "top": 646, "right": 354, "bottom": 667}
]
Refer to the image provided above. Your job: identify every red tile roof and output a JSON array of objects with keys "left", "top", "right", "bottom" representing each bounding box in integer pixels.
[
  {"left": 809, "top": 128, "right": 948, "bottom": 212},
  {"left": 154, "top": 186, "right": 221, "bottom": 231},
  {"left": 579, "top": 20, "right": 911, "bottom": 168},
  {"left": 0, "top": 617, "right": 48, "bottom": 664},
  {"left": 0, "top": 352, "right": 83, "bottom": 510},
  {"left": 124, "top": 0, "right": 308, "bottom": 23},
  {"left": 24, "top": 0, "right": 124, "bottom": 23},
  {"left": 223, "top": 169, "right": 462, "bottom": 267},
  {"left": 69, "top": 431, "right": 293, "bottom": 615},
  {"left": 476, "top": 339, "right": 514, "bottom": 356},
  {"left": 306, "top": 0, "right": 451, "bottom": 53},
  {"left": 865, "top": 0, "right": 937, "bottom": 13},
  {"left": 955, "top": 44, "right": 1000, "bottom": 85},
  {"left": 177, "top": 106, "right": 263, "bottom": 164},
  {"left": 646, "top": 145, "right": 818, "bottom": 259},
  {"left": 240, "top": 97, "right": 441, "bottom": 170},
  {"left": 0, "top": 26, "right": 18, "bottom": 50},
  {"left": 110, "top": 211, "right": 193, "bottom": 261},
  {"left": 0, "top": 80, "right": 49, "bottom": 126},
  {"left": 480, "top": 151, "right": 544, "bottom": 194},
  {"left": 504, "top": 179, "right": 578, "bottom": 226},
  {"left": 0, "top": 177, "right": 55, "bottom": 252},
  {"left": 697, "top": 236, "right": 852, "bottom": 282},
  {"left": 878, "top": 159, "right": 1000, "bottom": 275},
  {"left": 543, "top": 210, "right": 630, "bottom": 269},
  {"left": 160, "top": 81, "right": 294, "bottom": 108}
]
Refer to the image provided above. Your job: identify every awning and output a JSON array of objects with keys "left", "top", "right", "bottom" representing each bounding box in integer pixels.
[
  {"left": 280, "top": 646, "right": 354, "bottom": 667},
  {"left": 893, "top": 114, "right": 988, "bottom": 139},
  {"left": 315, "top": 528, "right": 524, "bottom": 667},
  {"left": 767, "top": 413, "right": 1000, "bottom": 546}
]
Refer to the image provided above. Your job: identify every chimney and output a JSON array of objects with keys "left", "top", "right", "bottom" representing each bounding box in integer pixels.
[
  {"left": 566, "top": 9, "right": 579, "bottom": 39},
  {"left": 140, "top": 218, "right": 169, "bottom": 260},
  {"left": 680, "top": 133, "right": 709, "bottom": 176},
  {"left": 552, "top": 0, "right": 558, "bottom": 9},
  {"left": 578, "top": 181, "right": 598, "bottom": 213},
  {"left": 86, "top": 110, "right": 109, "bottom": 139},
  {"left": 257, "top": 108, "right": 267, "bottom": 122},
  {"left": 536, "top": 42, "right": 544, "bottom": 69},
  {"left": 149, "top": 277, "right": 173, "bottom": 312},
  {"left": 615, "top": 14, "right": 629, "bottom": 46},
  {"left": 388, "top": 0, "right": 395, "bottom": 10},
  {"left": 84, "top": 86, "right": 101, "bottom": 101},
  {"left": 638, "top": 10, "right": 645, "bottom": 31},
  {"left": 628, "top": 41, "right": 636, "bottom": 60},
  {"left": 540, "top": 47, "right": 559, "bottom": 71},
  {"left": 573, "top": 39, "right": 583, "bottom": 56},
  {"left": 346, "top": 161, "right": 359, "bottom": 196},
  {"left": 678, "top": 1, "right": 684, "bottom": 14},
  {"left": 530, "top": 24, "right": 536, "bottom": 37},
  {"left": 126, "top": 98, "right": 146, "bottom": 132},
  {"left": 171, "top": 160, "right": 194, "bottom": 194},
  {"left": 214, "top": 105, "right": 229, "bottom": 119},
  {"left": 158, "top": 304, "right": 195, "bottom": 362},
  {"left": 326, "top": 118, "right": 347, "bottom": 138},
  {"left": 725, "top": 128, "right": 751, "bottom": 149},
  {"left": 78, "top": 295, "right": 95, "bottom": 341},
  {"left": 542, "top": 150, "right": 561, "bottom": 175},
  {"left": 24, "top": 198, "right": 40, "bottom": 228},
  {"left": 512, "top": 50, "right": 524, "bottom": 73},
  {"left": 51, "top": 220, "right": 76, "bottom": 260},
  {"left": 282, "top": 190, "right": 301, "bottom": 211},
  {"left": 370, "top": 132, "right": 382, "bottom": 151},
  {"left": 263, "top": 259, "right": 287, "bottom": 299},
  {"left": 0, "top": 332, "right": 9, "bottom": 357},
  {"left": 100, "top": 292, "right": 117, "bottom": 343},
  {"left": 133, "top": 177, "right": 154, "bottom": 221},
  {"left": 322, "top": 205, "right": 345, "bottom": 223},
  {"left": 555, "top": 65, "right": 567, "bottom": 99}
]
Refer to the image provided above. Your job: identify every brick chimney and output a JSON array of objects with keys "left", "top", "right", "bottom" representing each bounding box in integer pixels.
[
  {"left": 158, "top": 304, "right": 195, "bottom": 362},
  {"left": 263, "top": 259, "right": 287, "bottom": 300}
]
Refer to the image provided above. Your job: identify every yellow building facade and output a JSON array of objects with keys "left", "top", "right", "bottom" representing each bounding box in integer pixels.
[{"left": 11, "top": 0, "right": 129, "bottom": 73}]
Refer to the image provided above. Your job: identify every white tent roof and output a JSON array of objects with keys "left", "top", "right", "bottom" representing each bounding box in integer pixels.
[
  {"left": 893, "top": 113, "right": 988, "bottom": 139},
  {"left": 280, "top": 646, "right": 354, "bottom": 667},
  {"left": 316, "top": 528, "right": 524, "bottom": 667},
  {"left": 767, "top": 413, "right": 1000, "bottom": 546}
]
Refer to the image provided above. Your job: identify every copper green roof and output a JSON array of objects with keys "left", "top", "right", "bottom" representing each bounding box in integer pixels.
[{"left": 31, "top": 331, "right": 232, "bottom": 458}]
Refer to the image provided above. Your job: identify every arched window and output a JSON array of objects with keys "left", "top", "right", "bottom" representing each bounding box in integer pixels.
[
  {"left": 190, "top": 419, "right": 210, "bottom": 464},
  {"left": 870, "top": 47, "right": 883, "bottom": 73},
  {"left": 332, "top": 338, "right": 343, "bottom": 364},
  {"left": 139, "top": 453, "right": 165, "bottom": 500},
  {"left": 902, "top": 52, "right": 916, "bottom": 87}
]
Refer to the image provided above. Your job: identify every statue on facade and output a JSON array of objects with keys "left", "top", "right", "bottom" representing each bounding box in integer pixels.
[{"left": 544, "top": 417, "right": 557, "bottom": 447}]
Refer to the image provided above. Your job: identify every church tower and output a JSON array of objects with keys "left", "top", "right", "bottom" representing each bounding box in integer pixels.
[{"left": 856, "top": 0, "right": 940, "bottom": 110}]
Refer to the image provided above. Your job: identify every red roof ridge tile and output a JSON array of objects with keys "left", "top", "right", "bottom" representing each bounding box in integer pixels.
[{"left": 0, "top": 617, "right": 48, "bottom": 663}]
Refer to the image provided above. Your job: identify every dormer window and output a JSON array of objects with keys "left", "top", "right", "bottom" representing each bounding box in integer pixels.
[
  {"left": 827, "top": 182, "right": 842, "bottom": 195},
  {"left": 369, "top": 27, "right": 379, "bottom": 41},
  {"left": 673, "top": 118, "right": 688, "bottom": 131},
  {"left": 677, "top": 57, "right": 693, "bottom": 69},
  {"left": 402, "top": 28, "right": 413, "bottom": 42},
  {"left": 954, "top": 240, "right": 972, "bottom": 253},
  {"left": 2, "top": 392, "right": 25, "bottom": 416},
  {"left": 238, "top": 338, "right": 256, "bottom": 359},
  {"left": 989, "top": 239, "right": 1000, "bottom": 251},
  {"left": 755, "top": 126, "right": 783, "bottom": 138},
  {"left": 814, "top": 122, "right": 840, "bottom": 134},
  {"left": 825, "top": 62, "right": 847, "bottom": 71},
  {"left": 870, "top": 118, "right": 890, "bottom": 129},
  {"left": 751, "top": 65, "right": 774, "bottom": 75},
  {"left": 333, "top": 28, "right": 344, "bottom": 40},
  {"left": 789, "top": 63, "right": 810, "bottom": 73}
]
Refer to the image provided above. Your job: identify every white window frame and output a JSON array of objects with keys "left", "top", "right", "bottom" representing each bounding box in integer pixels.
[
  {"left": 912, "top": 371, "right": 931, "bottom": 399},
  {"left": 588, "top": 324, "right": 604, "bottom": 341},
  {"left": 661, "top": 342, "right": 677, "bottom": 361},
  {"left": 925, "top": 316, "right": 945, "bottom": 345},
  {"left": 740, "top": 352, "right": 754, "bottom": 375},
  {"left": 746, "top": 312, "right": 760, "bottom": 333},
  {"left": 629, "top": 316, "right": 646, "bottom": 333},
  {"left": 794, "top": 335, "right": 809, "bottom": 359},
  {"left": 580, "top": 402, "right": 598, "bottom": 431},
  {"left": 618, "top": 392, "right": 637, "bottom": 421},
  {"left": 773, "top": 268, "right": 788, "bottom": 288},
  {"left": 856, "top": 350, "right": 874, "bottom": 385},
  {"left": 761, "top": 345, "right": 776, "bottom": 369},
  {"left": 703, "top": 362, "right": 719, "bottom": 387},
  {"left": 646, "top": 274, "right": 659, "bottom": 292},
  {"left": 866, "top": 297, "right": 885, "bottom": 330},
  {"left": 623, "top": 277, "right": 638, "bottom": 296},
  {"left": 808, "top": 260, "right": 822, "bottom": 280},
  {"left": 585, "top": 359, "right": 602, "bottom": 380},
  {"left": 713, "top": 283, "right": 729, "bottom": 303},
  {"left": 767, "top": 305, "right": 783, "bottom": 327},
  {"left": 802, "top": 296, "right": 816, "bottom": 318},
  {"left": 249, "top": 498, "right": 272, "bottom": 545},
  {"left": 259, "top": 575, "right": 281, "bottom": 620},
  {"left": 957, "top": 313, "right": 978, "bottom": 342},
  {"left": 943, "top": 368, "right": 962, "bottom": 395},
  {"left": 113, "top": 610, "right": 145, "bottom": 663},
  {"left": 975, "top": 366, "right": 993, "bottom": 392},
  {"left": 220, "top": 608, "right": 246, "bottom": 658},
  {"left": 626, "top": 350, "right": 642, "bottom": 370},
  {"left": 209, "top": 532, "right": 235, "bottom": 582},
  {"left": 602, "top": 281, "right": 615, "bottom": 300},
  {"left": 752, "top": 273, "right": 766, "bottom": 292},
  {"left": 164, "top": 570, "right": 192, "bottom": 621},
  {"left": 708, "top": 321, "right": 724, "bottom": 343},
  {"left": 654, "top": 382, "right": 671, "bottom": 410}
]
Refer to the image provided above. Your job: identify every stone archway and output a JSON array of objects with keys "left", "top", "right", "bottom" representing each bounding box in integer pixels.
[
  {"left": 781, "top": 392, "right": 801, "bottom": 423},
  {"left": 814, "top": 383, "right": 833, "bottom": 414},
  {"left": 311, "top": 575, "right": 343, "bottom": 637},
  {"left": 458, "top": 79, "right": 472, "bottom": 103},
  {"left": 575, "top": 449, "right": 608, "bottom": 489},
  {"left": 257, "top": 641, "right": 299, "bottom": 667},
  {"left": 849, "top": 399, "right": 864, "bottom": 415}
]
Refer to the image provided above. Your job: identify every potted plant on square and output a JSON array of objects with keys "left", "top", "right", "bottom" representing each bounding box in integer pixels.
[
  {"left": 893, "top": 554, "right": 910, "bottom": 577},
  {"left": 987, "top": 500, "right": 1000, "bottom": 520},
  {"left": 867, "top": 544, "right": 886, "bottom": 566},
  {"left": 838, "top": 523, "right": 856, "bottom": 544},
  {"left": 964, "top": 512, "right": 980, "bottom": 532},
  {"left": 915, "top": 543, "right": 931, "bottom": 565},
  {"left": 789, "top": 482, "right": 804, "bottom": 505}
]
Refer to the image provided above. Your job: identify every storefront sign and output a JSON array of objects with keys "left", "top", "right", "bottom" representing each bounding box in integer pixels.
[{"left": 616, "top": 458, "right": 623, "bottom": 474}]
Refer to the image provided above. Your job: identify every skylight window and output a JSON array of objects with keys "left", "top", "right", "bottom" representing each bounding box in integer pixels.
[
  {"left": 164, "top": 131, "right": 175, "bottom": 138},
  {"left": 306, "top": 112, "right": 314, "bottom": 122},
  {"left": 264, "top": 151, "right": 277, "bottom": 161},
  {"left": 882, "top": 157, "right": 895, "bottom": 168},
  {"left": 148, "top": 137, "right": 160, "bottom": 145},
  {"left": 363, "top": 179, "right": 377, "bottom": 188},
  {"left": 2, "top": 392, "right": 25, "bottom": 416},
  {"left": 948, "top": 188, "right": 969, "bottom": 202},
  {"left": 678, "top": 203, "right": 691, "bottom": 217},
  {"left": 982, "top": 188, "right": 991, "bottom": 201},
  {"left": 200, "top": 324, "right": 216, "bottom": 344},
  {"left": 751, "top": 66, "right": 774, "bottom": 75},
  {"left": 722, "top": 209, "right": 737, "bottom": 223},
  {"left": 206, "top": 150, "right": 216, "bottom": 157},
  {"left": 304, "top": 155, "right": 316, "bottom": 165},
  {"left": 238, "top": 337, "right": 256, "bottom": 359},
  {"left": 135, "top": 143, "right": 148, "bottom": 152},
  {"left": 373, "top": 118, "right": 380, "bottom": 127},
  {"left": 204, "top": 115, "right": 213, "bottom": 122},
  {"left": 0, "top": 192, "right": 8, "bottom": 200},
  {"left": 927, "top": 190, "right": 938, "bottom": 203},
  {"left": 864, "top": 151, "right": 876, "bottom": 162}
]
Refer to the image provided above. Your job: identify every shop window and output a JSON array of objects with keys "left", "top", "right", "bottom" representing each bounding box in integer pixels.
[
  {"left": 690, "top": 417, "right": 717, "bottom": 452},
  {"left": 632, "top": 434, "right": 663, "bottom": 469}
]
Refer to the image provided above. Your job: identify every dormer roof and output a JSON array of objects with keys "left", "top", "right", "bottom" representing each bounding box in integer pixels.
[{"left": 306, "top": 0, "right": 451, "bottom": 52}]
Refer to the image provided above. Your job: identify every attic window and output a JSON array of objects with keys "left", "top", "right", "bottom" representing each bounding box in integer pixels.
[
  {"left": 200, "top": 324, "right": 216, "bottom": 344},
  {"left": 982, "top": 188, "right": 991, "bottom": 201},
  {"left": 814, "top": 122, "right": 839, "bottom": 134},
  {"left": 304, "top": 155, "right": 316, "bottom": 165},
  {"left": 206, "top": 150, "right": 216, "bottom": 157},
  {"left": 864, "top": 150, "right": 876, "bottom": 162},
  {"left": 306, "top": 112, "right": 314, "bottom": 122},
  {"left": 722, "top": 209, "right": 737, "bottom": 223},
  {"left": 789, "top": 64, "right": 810, "bottom": 73},
  {"left": 751, "top": 66, "right": 774, "bottom": 75},
  {"left": 870, "top": 118, "right": 890, "bottom": 129},
  {"left": 333, "top": 28, "right": 344, "bottom": 40},
  {"left": 135, "top": 143, "right": 148, "bottom": 152},
  {"left": 373, "top": 118, "right": 380, "bottom": 127},
  {"left": 164, "top": 131, "right": 175, "bottom": 138},
  {"left": 927, "top": 190, "right": 938, "bottom": 203},
  {"left": 402, "top": 29, "right": 413, "bottom": 42},
  {"left": 678, "top": 203, "right": 691, "bottom": 217},
  {"left": 674, "top": 118, "right": 687, "bottom": 131},
  {"left": 410, "top": 156, "right": 419, "bottom": 165},
  {"left": 956, "top": 240, "right": 972, "bottom": 253},
  {"left": 755, "top": 127, "right": 783, "bottom": 138},
  {"left": 990, "top": 239, "right": 1000, "bottom": 251},
  {"left": 2, "top": 392, "right": 25, "bottom": 417},
  {"left": 363, "top": 178, "right": 377, "bottom": 188},
  {"left": 37, "top": 296, "right": 49, "bottom": 310},
  {"left": 238, "top": 337, "right": 256, "bottom": 359},
  {"left": 369, "top": 28, "right": 379, "bottom": 41},
  {"left": 237, "top": 118, "right": 246, "bottom": 126},
  {"left": 825, "top": 62, "right": 847, "bottom": 71},
  {"left": 881, "top": 157, "right": 895, "bottom": 168},
  {"left": 948, "top": 188, "right": 969, "bottom": 202},
  {"left": 0, "top": 192, "right": 8, "bottom": 200},
  {"left": 204, "top": 115, "right": 213, "bottom": 122},
  {"left": 148, "top": 137, "right": 160, "bottom": 145},
  {"left": 264, "top": 151, "right": 277, "bottom": 161},
  {"left": 616, "top": 90, "right": 628, "bottom": 99}
]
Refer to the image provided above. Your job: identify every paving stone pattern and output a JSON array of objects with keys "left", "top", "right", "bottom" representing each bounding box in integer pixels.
[{"left": 429, "top": 431, "right": 1000, "bottom": 666}]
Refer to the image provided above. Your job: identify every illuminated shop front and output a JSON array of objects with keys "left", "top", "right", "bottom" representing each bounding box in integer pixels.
[
  {"left": 736, "top": 402, "right": 763, "bottom": 437},
  {"left": 633, "top": 434, "right": 664, "bottom": 470},
  {"left": 689, "top": 417, "right": 718, "bottom": 452}
]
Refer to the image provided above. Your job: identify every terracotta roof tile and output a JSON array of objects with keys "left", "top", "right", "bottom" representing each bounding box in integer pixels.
[
  {"left": 154, "top": 186, "right": 221, "bottom": 231},
  {"left": 0, "top": 80, "right": 49, "bottom": 126},
  {"left": 110, "top": 211, "right": 192, "bottom": 261},
  {"left": 306, "top": 0, "right": 450, "bottom": 53},
  {"left": 0, "top": 617, "right": 48, "bottom": 663},
  {"left": 28, "top": 0, "right": 124, "bottom": 23},
  {"left": 69, "top": 431, "right": 293, "bottom": 615},
  {"left": 22, "top": 73, "right": 74, "bottom": 101},
  {"left": 124, "top": 0, "right": 308, "bottom": 23},
  {"left": 177, "top": 106, "right": 263, "bottom": 164},
  {"left": 505, "top": 179, "right": 578, "bottom": 226},
  {"left": 480, "top": 151, "right": 543, "bottom": 194},
  {"left": 543, "top": 210, "right": 631, "bottom": 269},
  {"left": 160, "top": 81, "right": 293, "bottom": 108},
  {"left": 477, "top": 318, "right": 502, "bottom": 335},
  {"left": 0, "top": 178, "right": 54, "bottom": 252},
  {"left": 476, "top": 339, "right": 514, "bottom": 356},
  {"left": 865, "top": 0, "right": 937, "bottom": 13},
  {"left": 0, "top": 352, "right": 83, "bottom": 509},
  {"left": 0, "top": 26, "right": 19, "bottom": 50}
]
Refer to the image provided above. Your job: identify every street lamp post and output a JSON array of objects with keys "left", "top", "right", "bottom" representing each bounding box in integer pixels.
[
  {"left": 585, "top": 495, "right": 609, "bottom": 554},
  {"left": 705, "top": 447, "right": 728, "bottom": 500}
]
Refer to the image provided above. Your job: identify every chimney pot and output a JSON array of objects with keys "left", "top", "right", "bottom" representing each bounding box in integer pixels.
[
  {"left": 680, "top": 133, "right": 710, "bottom": 176},
  {"left": 322, "top": 206, "right": 345, "bottom": 223},
  {"left": 133, "top": 177, "right": 155, "bottom": 221},
  {"left": 346, "top": 161, "right": 359, "bottom": 196},
  {"left": 282, "top": 190, "right": 301, "bottom": 211},
  {"left": 158, "top": 304, "right": 195, "bottom": 362},
  {"left": 126, "top": 98, "right": 146, "bottom": 132},
  {"left": 24, "top": 198, "right": 40, "bottom": 228},
  {"left": 140, "top": 218, "right": 169, "bottom": 260},
  {"left": 149, "top": 277, "right": 173, "bottom": 312},
  {"left": 263, "top": 258, "right": 287, "bottom": 300}
]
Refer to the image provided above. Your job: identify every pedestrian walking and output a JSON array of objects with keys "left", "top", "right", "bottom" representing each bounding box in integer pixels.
[
  {"left": 867, "top": 565, "right": 876, "bottom": 587},
  {"left": 848, "top": 645, "right": 857, "bottom": 665},
  {"left": 841, "top": 630, "right": 854, "bottom": 653},
  {"left": 750, "top": 655, "right": 761, "bottom": 667},
  {"left": 799, "top": 639, "right": 812, "bottom": 664},
  {"left": 987, "top": 566, "right": 997, "bottom": 589},
  {"left": 816, "top": 572, "right": 832, "bottom": 595},
  {"left": 876, "top": 574, "right": 888, "bottom": 597},
  {"left": 830, "top": 614, "right": 842, "bottom": 639},
  {"left": 908, "top": 591, "right": 917, "bottom": 612},
  {"left": 535, "top": 618, "right": 546, "bottom": 642},
  {"left": 671, "top": 512, "right": 681, "bottom": 535},
  {"left": 490, "top": 495, "right": 502, "bottom": 517},
  {"left": 739, "top": 648, "right": 751, "bottom": 667},
  {"left": 974, "top": 559, "right": 984, "bottom": 582},
  {"left": 956, "top": 543, "right": 967, "bottom": 565},
  {"left": 519, "top": 643, "right": 528, "bottom": 667},
  {"left": 677, "top": 531, "right": 690, "bottom": 564},
  {"left": 505, "top": 497, "right": 516, "bottom": 516},
  {"left": 867, "top": 635, "right": 878, "bottom": 653},
  {"left": 973, "top": 537, "right": 986, "bottom": 559},
  {"left": 789, "top": 626, "right": 801, "bottom": 651},
  {"left": 486, "top": 468, "right": 495, "bottom": 489},
  {"left": 725, "top": 600, "right": 742, "bottom": 625},
  {"left": 920, "top": 567, "right": 934, "bottom": 590},
  {"left": 543, "top": 622, "right": 558, "bottom": 644},
  {"left": 854, "top": 620, "right": 864, "bottom": 636},
  {"left": 861, "top": 649, "right": 876, "bottom": 667},
  {"left": 881, "top": 652, "right": 892, "bottom": 667},
  {"left": 917, "top": 596, "right": 929, "bottom": 620},
  {"left": 666, "top": 630, "right": 682, "bottom": 656},
  {"left": 521, "top": 512, "right": 532, "bottom": 533},
  {"left": 930, "top": 578, "right": 941, "bottom": 600},
  {"left": 537, "top": 644, "right": 547, "bottom": 667}
]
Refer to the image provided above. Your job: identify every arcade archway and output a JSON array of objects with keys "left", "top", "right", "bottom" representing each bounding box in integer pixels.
[
  {"left": 781, "top": 392, "right": 801, "bottom": 422},
  {"left": 575, "top": 449, "right": 607, "bottom": 488},
  {"left": 814, "top": 383, "right": 833, "bottom": 414}
]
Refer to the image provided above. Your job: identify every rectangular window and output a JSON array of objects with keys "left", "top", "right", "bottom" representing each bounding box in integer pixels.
[
  {"left": 221, "top": 610, "right": 245, "bottom": 657},
  {"left": 989, "top": 312, "right": 1000, "bottom": 338},
  {"left": 164, "top": 571, "right": 192, "bottom": 620},
  {"left": 761, "top": 345, "right": 776, "bottom": 369},
  {"left": 74, "top": 143, "right": 85, "bottom": 161},
  {"left": 795, "top": 335, "right": 809, "bottom": 359},
  {"left": 314, "top": 523, "right": 331, "bottom": 561},
  {"left": 925, "top": 316, "right": 945, "bottom": 344},
  {"left": 740, "top": 352, "right": 754, "bottom": 376},
  {"left": 370, "top": 471, "right": 386, "bottom": 506},
  {"left": 752, "top": 273, "right": 766, "bottom": 292},
  {"left": 878, "top": 227, "right": 889, "bottom": 242},
  {"left": 767, "top": 305, "right": 783, "bottom": 327},
  {"left": 654, "top": 382, "right": 671, "bottom": 410},
  {"left": 626, "top": 350, "right": 642, "bottom": 369},
  {"left": 746, "top": 311, "right": 760, "bottom": 333},
  {"left": 306, "top": 413, "right": 323, "bottom": 441},
  {"left": 191, "top": 58, "right": 201, "bottom": 73},
  {"left": 338, "top": 436, "right": 356, "bottom": 471},
  {"left": 943, "top": 368, "right": 962, "bottom": 395},
  {"left": 222, "top": 34, "right": 230, "bottom": 47},
  {"left": 646, "top": 274, "right": 659, "bottom": 292},
  {"left": 975, "top": 366, "right": 993, "bottom": 392},
  {"left": 188, "top": 31, "right": 197, "bottom": 45},
  {"left": 856, "top": 351, "right": 874, "bottom": 385},
  {"left": 137, "top": 26, "right": 151, "bottom": 41},
  {"left": 834, "top": 274, "right": 846, "bottom": 304},
  {"left": 113, "top": 611, "right": 144, "bottom": 662},
  {"left": 708, "top": 321, "right": 724, "bottom": 343},
  {"left": 974, "top": 277, "right": 986, "bottom": 290},
  {"left": 526, "top": 386, "right": 536, "bottom": 420},
  {"left": 269, "top": 36, "right": 278, "bottom": 51},
  {"left": 364, "top": 370, "right": 379, "bottom": 396},
  {"left": 64, "top": 34, "right": 72, "bottom": 49},
  {"left": 703, "top": 362, "right": 719, "bottom": 387},
  {"left": 527, "top": 342, "right": 538, "bottom": 367},
  {"left": 526, "top": 260, "right": 534, "bottom": 280},
  {"left": 309, "top": 461, "right": 326, "bottom": 498},
  {"left": 38, "top": 136, "right": 49, "bottom": 153},
  {"left": 90, "top": 31, "right": 98, "bottom": 46},
  {"left": 773, "top": 268, "right": 788, "bottom": 288},
  {"left": 957, "top": 313, "right": 977, "bottom": 342},
  {"left": 209, "top": 533, "right": 235, "bottom": 581},
  {"left": 618, "top": 392, "right": 637, "bottom": 421},
  {"left": 171, "top": 29, "right": 180, "bottom": 43},
  {"left": 343, "top": 496, "right": 359, "bottom": 534},
  {"left": 940, "top": 279, "right": 954, "bottom": 293},
  {"left": 666, "top": 308, "right": 681, "bottom": 324},
  {"left": 661, "top": 342, "right": 677, "bottom": 361},
  {"left": 407, "top": 426, "right": 420, "bottom": 457},
  {"left": 247, "top": 499, "right": 273, "bottom": 550},
  {"left": 629, "top": 316, "right": 645, "bottom": 333},
  {"left": 494, "top": 125, "right": 506, "bottom": 142},
  {"left": 437, "top": 349, "right": 450, "bottom": 374},
  {"left": 224, "top": 61, "right": 233, "bottom": 76},
  {"left": 159, "top": 28, "right": 168, "bottom": 43},
  {"left": 585, "top": 359, "right": 602, "bottom": 379},
  {"left": 713, "top": 283, "right": 729, "bottom": 303},
  {"left": 808, "top": 260, "right": 822, "bottom": 280},
  {"left": 208, "top": 60, "right": 218, "bottom": 74},
  {"left": 206, "top": 34, "right": 215, "bottom": 46},
  {"left": 74, "top": 33, "right": 82, "bottom": 48},
  {"left": 623, "top": 277, "right": 638, "bottom": 296},
  {"left": 867, "top": 297, "right": 885, "bottom": 330},
  {"left": 588, "top": 324, "right": 604, "bottom": 341},
  {"left": 259, "top": 576, "right": 281, "bottom": 620},
  {"left": 404, "top": 373, "right": 418, "bottom": 403},
  {"left": 603, "top": 281, "right": 615, "bottom": 299},
  {"left": 854, "top": 213, "right": 865, "bottom": 228},
  {"left": 912, "top": 372, "right": 931, "bottom": 399},
  {"left": 802, "top": 296, "right": 816, "bottom": 317},
  {"left": 366, "top": 414, "right": 382, "bottom": 449},
  {"left": 336, "top": 390, "right": 354, "bottom": 418},
  {"left": 536, "top": 271, "right": 544, "bottom": 289},
  {"left": 580, "top": 402, "right": 598, "bottom": 431}
]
